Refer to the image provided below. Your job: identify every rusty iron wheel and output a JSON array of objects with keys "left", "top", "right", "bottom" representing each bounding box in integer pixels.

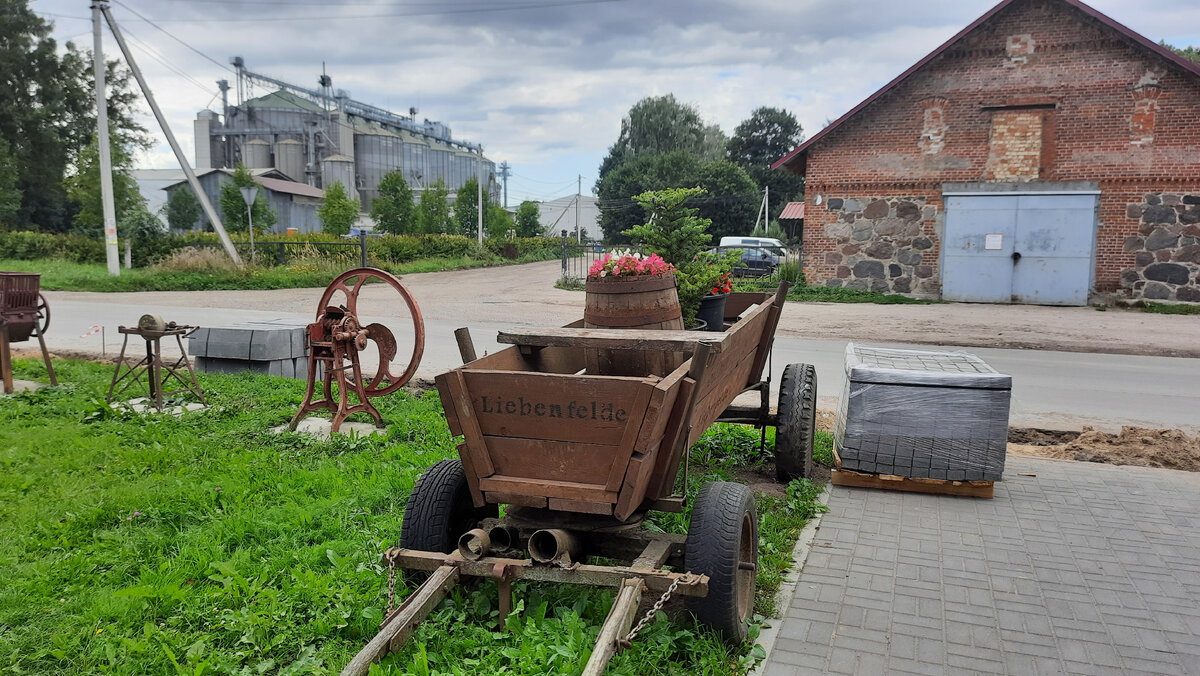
[
  {"left": 36, "top": 292, "right": 50, "bottom": 335},
  {"left": 316, "top": 267, "right": 424, "bottom": 396},
  {"left": 684, "top": 481, "right": 758, "bottom": 643}
]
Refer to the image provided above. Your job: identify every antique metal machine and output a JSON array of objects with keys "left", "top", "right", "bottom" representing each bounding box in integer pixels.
[
  {"left": 0, "top": 272, "right": 57, "bottom": 394},
  {"left": 107, "top": 314, "right": 206, "bottom": 410},
  {"left": 289, "top": 268, "right": 424, "bottom": 433}
]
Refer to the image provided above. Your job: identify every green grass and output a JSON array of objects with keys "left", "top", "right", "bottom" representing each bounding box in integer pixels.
[
  {"left": 0, "top": 252, "right": 556, "bottom": 293},
  {"left": 1141, "top": 301, "right": 1200, "bottom": 315},
  {"left": 0, "top": 361, "right": 827, "bottom": 675}
]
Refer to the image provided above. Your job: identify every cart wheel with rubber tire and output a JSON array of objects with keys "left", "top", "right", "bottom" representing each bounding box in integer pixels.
[
  {"left": 684, "top": 481, "right": 758, "bottom": 643},
  {"left": 775, "top": 362, "right": 817, "bottom": 483},
  {"left": 400, "top": 459, "right": 496, "bottom": 553}
]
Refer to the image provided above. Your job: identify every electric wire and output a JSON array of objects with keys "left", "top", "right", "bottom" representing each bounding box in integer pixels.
[
  {"left": 111, "top": 0, "right": 234, "bottom": 73},
  {"left": 104, "top": 0, "right": 624, "bottom": 23}
]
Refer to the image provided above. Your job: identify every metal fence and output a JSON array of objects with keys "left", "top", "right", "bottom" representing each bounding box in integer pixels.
[
  {"left": 190, "top": 231, "right": 371, "bottom": 267},
  {"left": 558, "top": 230, "right": 801, "bottom": 290}
]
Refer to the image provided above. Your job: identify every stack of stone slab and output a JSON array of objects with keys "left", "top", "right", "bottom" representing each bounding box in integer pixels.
[
  {"left": 835, "top": 343, "right": 1010, "bottom": 481},
  {"left": 189, "top": 319, "right": 313, "bottom": 379}
]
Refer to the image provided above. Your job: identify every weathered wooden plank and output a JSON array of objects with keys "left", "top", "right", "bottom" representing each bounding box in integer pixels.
[
  {"left": 392, "top": 548, "right": 708, "bottom": 595},
  {"left": 462, "top": 370, "right": 646, "bottom": 445},
  {"left": 614, "top": 453, "right": 650, "bottom": 521},
  {"left": 831, "top": 469, "right": 995, "bottom": 498},
  {"left": 631, "top": 539, "right": 674, "bottom": 570},
  {"left": 463, "top": 344, "right": 587, "bottom": 375},
  {"left": 479, "top": 475, "right": 618, "bottom": 503},
  {"left": 340, "top": 565, "right": 459, "bottom": 676},
  {"left": 688, "top": 349, "right": 760, "bottom": 447},
  {"left": 547, "top": 497, "right": 614, "bottom": 515},
  {"left": 582, "top": 579, "right": 645, "bottom": 676},
  {"left": 723, "top": 291, "right": 770, "bottom": 319},
  {"left": 605, "top": 383, "right": 654, "bottom": 492},
  {"left": 485, "top": 436, "right": 619, "bottom": 485},
  {"left": 484, "top": 490, "right": 548, "bottom": 508},
  {"left": 435, "top": 371, "right": 463, "bottom": 437},
  {"left": 449, "top": 370, "right": 497, "bottom": 478},
  {"left": 643, "top": 377, "right": 696, "bottom": 501},
  {"left": 498, "top": 327, "right": 727, "bottom": 354},
  {"left": 634, "top": 364, "right": 687, "bottom": 453},
  {"left": 746, "top": 283, "right": 790, "bottom": 386},
  {"left": 456, "top": 442, "right": 486, "bottom": 507}
]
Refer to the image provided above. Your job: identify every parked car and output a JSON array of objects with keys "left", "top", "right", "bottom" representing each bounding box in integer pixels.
[{"left": 717, "top": 237, "right": 786, "bottom": 277}]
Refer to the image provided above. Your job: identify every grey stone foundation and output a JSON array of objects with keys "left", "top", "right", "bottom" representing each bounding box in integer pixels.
[
  {"left": 820, "top": 196, "right": 940, "bottom": 295},
  {"left": 189, "top": 320, "right": 314, "bottom": 380},
  {"left": 1122, "top": 192, "right": 1200, "bottom": 302}
]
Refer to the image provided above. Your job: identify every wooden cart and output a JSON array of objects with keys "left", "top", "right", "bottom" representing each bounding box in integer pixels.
[{"left": 343, "top": 284, "right": 819, "bottom": 675}]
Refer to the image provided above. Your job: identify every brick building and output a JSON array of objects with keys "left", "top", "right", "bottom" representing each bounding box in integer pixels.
[{"left": 773, "top": 0, "right": 1200, "bottom": 304}]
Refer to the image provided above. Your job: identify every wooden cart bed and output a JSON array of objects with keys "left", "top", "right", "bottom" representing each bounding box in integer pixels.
[{"left": 435, "top": 286, "right": 787, "bottom": 521}]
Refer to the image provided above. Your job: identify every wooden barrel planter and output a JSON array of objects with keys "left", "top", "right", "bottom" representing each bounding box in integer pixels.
[{"left": 584, "top": 273, "right": 684, "bottom": 376}]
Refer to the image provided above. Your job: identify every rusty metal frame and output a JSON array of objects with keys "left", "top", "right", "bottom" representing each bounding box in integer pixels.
[{"left": 106, "top": 325, "right": 205, "bottom": 410}]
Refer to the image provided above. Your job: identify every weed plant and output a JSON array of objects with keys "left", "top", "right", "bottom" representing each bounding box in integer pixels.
[
  {"left": 1141, "top": 301, "right": 1200, "bottom": 315},
  {"left": 0, "top": 359, "right": 827, "bottom": 674}
]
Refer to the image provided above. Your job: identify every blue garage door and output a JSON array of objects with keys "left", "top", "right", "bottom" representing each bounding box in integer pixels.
[{"left": 942, "top": 192, "right": 1098, "bottom": 305}]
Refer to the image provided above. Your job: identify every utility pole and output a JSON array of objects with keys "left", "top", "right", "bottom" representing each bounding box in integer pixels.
[
  {"left": 92, "top": 2, "right": 119, "bottom": 276},
  {"left": 765, "top": 184, "right": 770, "bottom": 232},
  {"left": 498, "top": 161, "right": 511, "bottom": 209},
  {"left": 477, "top": 146, "right": 483, "bottom": 246},
  {"left": 576, "top": 174, "right": 582, "bottom": 243},
  {"left": 99, "top": 3, "right": 242, "bottom": 265}
]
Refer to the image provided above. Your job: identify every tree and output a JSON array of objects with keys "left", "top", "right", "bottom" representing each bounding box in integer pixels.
[
  {"left": 514, "top": 200, "right": 542, "bottom": 237},
  {"left": 318, "top": 181, "right": 360, "bottom": 236},
  {"left": 596, "top": 94, "right": 726, "bottom": 189},
  {"left": 1163, "top": 42, "right": 1200, "bottom": 64},
  {"left": 727, "top": 106, "right": 806, "bottom": 221},
  {"left": 417, "top": 179, "right": 452, "bottom": 234},
  {"left": 0, "top": 3, "right": 148, "bottom": 232},
  {"left": 597, "top": 151, "right": 758, "bottom": 243},
  {"left": 0, "top": 137, "right": 19, "bottom": 228},
  {"left": 370, "top": 171, "right": 416, "bottom": 234},
  {"left": 163, "top": 185, "right": 202, "bottom": 232},
  {"left": 455, "top": 177, "right": 488, "bottom": 238},
  {"left": 64, "top": 134, "right": 146, "bottom": 237},
  {"left": 219, "top": 164, "right": 276, "bottom": 233},
  {"left": 623, "top": 187, "right": 712, "bottom": 268},
  {"left": 484, "top": 204, "right": 513, "bottom": 239}
]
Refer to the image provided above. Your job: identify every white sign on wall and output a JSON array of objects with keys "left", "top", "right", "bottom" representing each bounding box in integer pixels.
[{"left": 984, "top": 233, "right": 1004, "bottom": 250}]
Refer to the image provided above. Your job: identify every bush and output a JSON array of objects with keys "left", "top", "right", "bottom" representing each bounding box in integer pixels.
[{"left": 0, "top": 231, "right": 105, "bottom": 264}]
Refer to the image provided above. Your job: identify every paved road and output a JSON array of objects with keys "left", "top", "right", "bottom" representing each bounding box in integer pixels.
[
  {"left": 39, "top": 293, "right": 1200, "bottom": 433},
  {"left": 762, "top": 456, "right": 1200, "bottom": 675}
]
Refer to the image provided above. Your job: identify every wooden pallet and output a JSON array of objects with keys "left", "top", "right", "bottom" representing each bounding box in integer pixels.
[{"left": 831, "top": 469, "right": 994, "bottom": 498}]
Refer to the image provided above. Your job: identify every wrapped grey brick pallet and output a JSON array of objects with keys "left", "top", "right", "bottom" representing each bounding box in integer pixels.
[{"left": 835, "top": 343, "right": 1011, "bottom": 482}]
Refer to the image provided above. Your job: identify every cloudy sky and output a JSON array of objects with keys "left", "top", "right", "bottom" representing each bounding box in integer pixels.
[{"left": 35, "top": 0, "right": 1200, "bottom": 205}]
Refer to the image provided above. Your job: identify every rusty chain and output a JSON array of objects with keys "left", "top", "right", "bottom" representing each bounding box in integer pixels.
[
  {"left": 385, "top": 552, "right": 398, "bottom": 618},
  {"left": 622, "top": 573, "right": 693, "bottom": 647}
]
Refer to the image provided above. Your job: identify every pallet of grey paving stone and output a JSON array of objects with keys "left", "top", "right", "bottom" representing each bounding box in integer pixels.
[
  {"left": 189, "top": 319, "right": 316, "bottom": 380},
  {"left": 834, "top": 342, "right": 1011, "bottom": 481}
]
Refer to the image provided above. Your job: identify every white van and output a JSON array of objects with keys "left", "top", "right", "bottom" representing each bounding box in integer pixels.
[{"left": 718, "top": 237, "right": 787, "bottom": 256}]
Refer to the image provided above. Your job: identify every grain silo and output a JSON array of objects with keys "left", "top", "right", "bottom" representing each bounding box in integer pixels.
[
  {"left": 243, "top": 139, "right": 271, "bottom": 169},
  {"left": 274, "top": 139, "right": 304, "bottom": 182}
]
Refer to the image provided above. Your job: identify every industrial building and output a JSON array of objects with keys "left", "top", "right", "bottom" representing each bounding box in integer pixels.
[
  {"left": 193, "top": 58, "right": 498, "bottom": 215},
  {"left": 162, "top": 168, "right": 326, "bottom": 234}
]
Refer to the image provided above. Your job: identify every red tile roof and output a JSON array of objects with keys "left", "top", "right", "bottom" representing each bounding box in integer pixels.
[{"left": 771, "top": 0, "right": 1200, "bottom": 174}]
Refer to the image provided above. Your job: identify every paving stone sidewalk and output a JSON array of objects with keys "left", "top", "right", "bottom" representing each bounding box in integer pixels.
[{"left": 762, "top": 456, "right": 1200, "bottom": 675}]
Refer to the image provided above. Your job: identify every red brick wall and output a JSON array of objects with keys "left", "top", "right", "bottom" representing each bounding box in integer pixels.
[{"left": 800, "top": 0, "right": 1200, "bottom": 298}]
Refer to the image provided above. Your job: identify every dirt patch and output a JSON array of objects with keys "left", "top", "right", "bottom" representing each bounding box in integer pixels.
[
  {"left": 10, "top": 346, "right": 115, "bottom": 363},
  {"left": 1009, "top": 426, "right": 1200, "bottom": 472}
]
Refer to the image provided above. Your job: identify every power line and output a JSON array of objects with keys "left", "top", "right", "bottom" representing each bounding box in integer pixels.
[
  {"left": 105, "top": 0, "right": 624, "bottom": 23},
  {"left": 111, "top": 0, "right": 233, "bottom": 73}
]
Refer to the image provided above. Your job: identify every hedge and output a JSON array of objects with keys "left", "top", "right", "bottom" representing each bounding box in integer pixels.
[{"left": 0, "top": 230, "right": 561, "bottom": 268}]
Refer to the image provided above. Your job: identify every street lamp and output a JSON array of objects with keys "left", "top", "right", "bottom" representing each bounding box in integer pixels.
[{"left": 239, "top": 185, "right": 259, "bottom": 262}]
